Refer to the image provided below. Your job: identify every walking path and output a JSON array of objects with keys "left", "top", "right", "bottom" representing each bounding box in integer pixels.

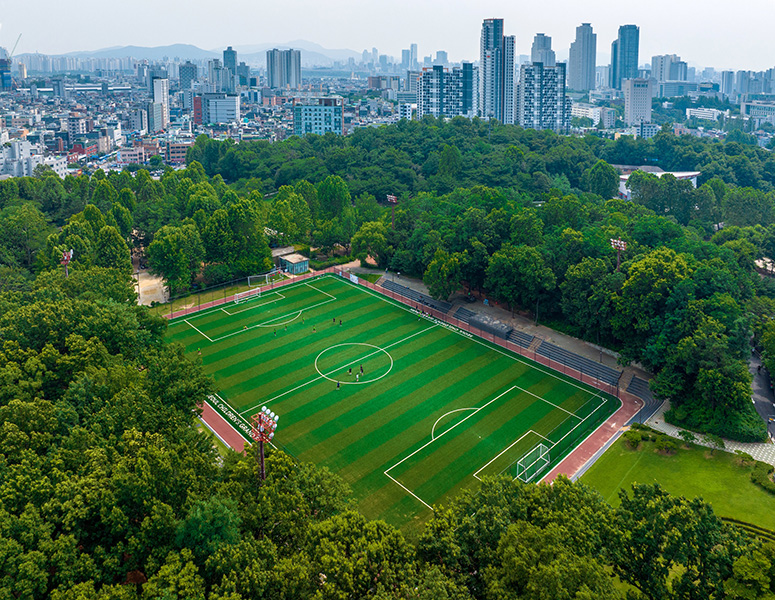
[{"left": 646, "top": 402, "right": 775, "bottom": 467}]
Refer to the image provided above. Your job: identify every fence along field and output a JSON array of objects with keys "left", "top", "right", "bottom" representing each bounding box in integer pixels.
[{"left": 166, "top": 274, "right": 619, "bottom": 526}]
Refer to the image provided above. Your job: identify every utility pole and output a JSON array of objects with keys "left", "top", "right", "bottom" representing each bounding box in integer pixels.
[{"left": 610, "top": 238, "right": 627, "bottom": 271}]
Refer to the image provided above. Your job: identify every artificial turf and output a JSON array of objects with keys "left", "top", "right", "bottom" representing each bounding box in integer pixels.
[{"left": 166, "top": 274, "right": 619, "bottom": 527}]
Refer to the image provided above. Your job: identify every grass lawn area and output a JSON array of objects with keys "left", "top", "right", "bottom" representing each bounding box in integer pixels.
[
  {"left": 196, "top": 420, "right": 231, "bottom": 458},
  {"left": 167, "top": 274, "right": 618, "bottom": 529},
  {"left": 581, "top": 434, "right": 775, "bottom": 531}
]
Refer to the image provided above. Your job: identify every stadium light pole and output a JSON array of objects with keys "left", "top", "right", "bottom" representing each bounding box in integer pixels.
[
  {"left": 610, "top": 238, "right": 627, "bottom": 272},
  {"left": 251, "top": 406, "right": 279, "bottom": 483},
  {"left": 60, "top": 248, "right": 74, "bottom": 278}
]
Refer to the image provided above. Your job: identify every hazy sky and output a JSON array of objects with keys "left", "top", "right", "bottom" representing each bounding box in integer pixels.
[{"left": 2, "top": 0, "right": 773, "bottom": 71}]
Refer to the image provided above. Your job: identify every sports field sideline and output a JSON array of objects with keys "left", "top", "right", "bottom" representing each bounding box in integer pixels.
[{"left": 166, "top": 274, "right": 619, "bottom": 526}]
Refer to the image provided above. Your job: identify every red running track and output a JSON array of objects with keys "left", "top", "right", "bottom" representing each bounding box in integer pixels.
[
  {"left": 543, "top": 390, "right": 642, "bottom": 483},
  {"left": 200, "top": 401, "right": 247, "bottom": 453}
]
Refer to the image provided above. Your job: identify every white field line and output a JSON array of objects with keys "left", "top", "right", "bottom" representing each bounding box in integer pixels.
[
  {"left": 202, "top": 296, "right": 337, "bottom": 343},
  {"left": 431, "top": 407, "right": 477, "bottom": 440},
  {"left": 512, "top": 384, "right": 582, "bottom": 418},
  {"left": 305, "top": 281, "right": 337, "bottom": 300},
  {"left": 384, "top": 471, "right": 434, "bottom": 511},
  {"left": 205, "top": 395, "right": 278, "bottom": 451},
  {"left": 238, "top": 324, "right": 439, "bottom": 415},
  {"left": 385, "top": 386, "right": 518, "bottom": 476},
  {"left": 333, "top": 274, "right": 607, "bottom": 398},
  {"left": 184, "top": 319, "right": 214, "bottom": 342},
  {"left": 171, "top": 276, "right": 334, "bottom": 322},
  {"left": 221, "top": 291, "right": 286, "bottom": 315},
  {"left": 473, "top": 429, "right": 552, "bottom": 481}
]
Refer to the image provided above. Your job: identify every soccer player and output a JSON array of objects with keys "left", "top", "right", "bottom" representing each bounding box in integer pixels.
[
  {"left": 348, "top": 367, "right": 352, "bottom": 375},
  {"left": 333, "top": 317, "right": 336, "bottom": 324},
  {"left": 337, "top": 381, "right": 340, "bottom": 390},
  {"left": 339, "top": 319, "right": 342, "bottom": 326},
  {"left": 356, "top": 373, "right": 360, "bottom": 382},
  {"left": 360, "top": 364, "right": 364, "bottom": 374}
]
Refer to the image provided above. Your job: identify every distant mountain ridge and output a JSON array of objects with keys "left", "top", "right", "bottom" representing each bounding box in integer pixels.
[{"left": 17, "top": 41, "right": 361, "bottom": 67}]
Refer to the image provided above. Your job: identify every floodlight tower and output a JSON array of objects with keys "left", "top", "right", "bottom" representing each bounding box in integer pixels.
[
  {"left": 610, "top": 238, "right": 627, "bottom": 271},
  {"left": 251, "top": 406, "right": 279, "bottom": 482},
  {"left": 60, "top": 248, "right": 74, "bottom": 278},
  {"left": 387, "top": 194, "right": 398, "bottom": 229}
]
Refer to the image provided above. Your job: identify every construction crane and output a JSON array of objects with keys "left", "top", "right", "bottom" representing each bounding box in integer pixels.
[
  {"left": 6, "top": 34, "right": 22, "bottom": 90},
  {"left": 9, "top": 34, "right": 22, "bottom": 61}
]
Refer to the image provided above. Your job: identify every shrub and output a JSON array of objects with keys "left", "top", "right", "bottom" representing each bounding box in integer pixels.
[
  {"left": 751, "top": 461, "right": 775, "bottom": 495},
  {"left": 655, "top": 436, "right": 678, "bottom": 454},
  {"left": 623, "top": 429, "right": 642, "bottom": 449}
]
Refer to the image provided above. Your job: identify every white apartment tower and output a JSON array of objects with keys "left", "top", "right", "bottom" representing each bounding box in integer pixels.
[
  {"left": 623, "top": 78, "right": 653, "bottom": 125},
  {"left": 568, "top": 23, "right": 596, "bottom": 91},
  {"left": 517, "top": 62, "right": 570, "bottom": 133},
  {"left": 479, "top": 18, "right": 516, "bottom": 123}
]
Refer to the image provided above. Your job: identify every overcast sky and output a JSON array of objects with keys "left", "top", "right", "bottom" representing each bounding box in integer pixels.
[{"left": 1, "top": 0, "right": 773, "bottom": 71}]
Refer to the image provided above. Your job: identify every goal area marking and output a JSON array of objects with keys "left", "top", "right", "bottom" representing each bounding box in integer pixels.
[{"left": 384, "top": 387, "right": 609, "bottom": 510}]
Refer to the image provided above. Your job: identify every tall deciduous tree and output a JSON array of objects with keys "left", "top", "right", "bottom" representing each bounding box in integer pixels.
[{"left": 424, "top": 249, "right": 462, "bottom": 301}]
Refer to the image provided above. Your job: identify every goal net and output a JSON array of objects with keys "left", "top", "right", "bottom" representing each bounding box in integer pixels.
[
  {"left": 235, "top": 288, "right": 261, "bottom": 304},
  {"left": 248, "top": 268, "right": 280, "bottom": 288},
  {"left": 515, "top": 443, "right": 551, "bottom": 483}
]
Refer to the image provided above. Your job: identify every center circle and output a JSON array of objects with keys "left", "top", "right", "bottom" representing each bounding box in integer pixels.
[{"left": 314, "top": 343, "right": 394, "bottom": 385}]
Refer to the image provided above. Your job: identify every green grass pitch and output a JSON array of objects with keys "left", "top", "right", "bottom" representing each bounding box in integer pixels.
[{"left": 165, "top": 275, "right": 620, "bottom": 527}]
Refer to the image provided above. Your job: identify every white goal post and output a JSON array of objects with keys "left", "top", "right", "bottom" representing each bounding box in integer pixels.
[
  {"left": 235, "top": 288, "right": 261, "bottom": 304},
  {"left": 515, "top": 443, "right": 551, "bottom": 483},
  {"left": 248, "top": 268, "right": 280, "bottom": 288}
]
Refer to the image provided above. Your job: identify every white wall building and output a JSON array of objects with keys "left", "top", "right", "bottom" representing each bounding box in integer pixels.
[
  {"left": 571, "top": 102, "right": 616, "bottom": 128},
  {"left": 623, "top": 78, "right": 652, "bottom": 125}
]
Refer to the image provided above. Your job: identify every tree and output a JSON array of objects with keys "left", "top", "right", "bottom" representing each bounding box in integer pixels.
[
  {"left": 705, "top": 433, "right": 726, "bottom": 454},
  {"left": 582, "top": 159, "right": 619, "bottom": 199},
  {"left": 0, "top": 203, "right": 51, "bottom": 269},
  {"left": 147, "top": 224, "right": 204, "bottom": 293},
  {"left": 94, "top": 225, "right": 132, "bottom": 272},
  {"left": 318, "top": 175, "right": 351, "bottom": 219},
  {"left": 424, "top": 249, "right": 462, "bottom": 301},
  {"left": 459, "top": 240, "right": 489, "bottom": 294},
  {"left": 509, "top": 209, "right": 544, "bottom": 247},
  {"left": 486, "top": 244, "right": 556, "bottom": 321},
  {"left": 351, "top": 221, "right": 389, "bottom": 267}
]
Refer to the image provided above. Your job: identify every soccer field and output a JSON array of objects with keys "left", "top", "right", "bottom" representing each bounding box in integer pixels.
[{"left": 166, "top": 274, "right": 620, "bottom": 526}]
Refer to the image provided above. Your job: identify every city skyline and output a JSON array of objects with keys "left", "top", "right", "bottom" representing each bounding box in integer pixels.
[{"left": 1, "top": 0, "right": 774, "bottom": 71}]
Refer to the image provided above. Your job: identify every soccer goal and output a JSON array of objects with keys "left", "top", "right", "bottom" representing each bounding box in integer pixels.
[
  {"left": 235, "top": 288, "right": 261, "bottom": 304},
  {"left": 248, "top": 268, "right": 280, "bottom": 288},
  {"left": 515, "top": 443, "right": 551, "bottom": 483}
]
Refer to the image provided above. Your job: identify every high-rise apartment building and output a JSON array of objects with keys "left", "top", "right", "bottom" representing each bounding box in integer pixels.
[
  {"left": 721, "top": 70, "right": 735, "bottom": 97},
  {"left": 152, "top": 77, "right": 170, "bottom": 129},
  {"left": 531, "top": 34, "right": 556, "bottom": 67},
  {"left": 517, "top": 62, "right": 570, "bottom": 133},
  {"left": 292, "top": 97, "right": 344, "bottom": 136},
  {"left": 623, "top": 78, "right": 652, "bottom": 125},
  {"left": 410, "top": 44, "right": 418, "bottom": 70},
  {"left": 416, "top": 63, "right": 477, "bottom": 119},
  {"left": 266, "top": 48, "right": 302, "bottom": 89},
  {"left": 479, "top": 18, "right": 516, "bottom": 123},
  {"left": 651, "top": 54, "right": 687, "bottom": 82},
  {"left": 568, "top": 23, "right": 596, "bottom": 91},
  {"left": 179, "top": 61, "right": 197, "bottom": 90},
  {"left": 223, "top": 47, "right": 237, "bottom": 75},
  {"left": 610, "top": 25, "right": 639, "bottom": 89}
]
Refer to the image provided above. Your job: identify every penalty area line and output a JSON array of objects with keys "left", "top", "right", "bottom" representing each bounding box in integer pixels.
[
  {"left": 383, "top": 471, "right": 434, "bottom": 511},
  {"left": 184, "top": 319, "right": 214, "bottom": 342}
]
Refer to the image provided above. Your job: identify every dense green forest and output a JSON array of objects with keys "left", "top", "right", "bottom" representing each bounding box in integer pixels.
[
  {"left": 3, "top": 119, "right": 775, "bottom": 441},
  {"left": 4, "top": 119, "right": 775, "bottom": 597},
  {"left": 2, "top": 266, "right": 775, "bottom": 599}
]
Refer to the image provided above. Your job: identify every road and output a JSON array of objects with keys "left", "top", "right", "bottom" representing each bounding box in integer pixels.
[{"left": 750, "top": 352, "right": 775, "bottom": 440}]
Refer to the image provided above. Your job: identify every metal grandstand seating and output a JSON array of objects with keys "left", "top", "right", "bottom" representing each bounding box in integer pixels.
[
  {"left": 381, "top": 280, "right": 452, "bottom": 314},
  {"left": 535, "top": 340, "right": 621, "bottom": 386},
  {"left": 626, "top": 376, "right": 663, "bottom": 424},
  {"left": 508, "top": 330, "right": 534, "bottom": 349},
  {"left": 453, "top": 307, "right": 476, "bottom": 323}
]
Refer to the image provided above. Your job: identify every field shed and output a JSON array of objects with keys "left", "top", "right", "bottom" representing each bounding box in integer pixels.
[{"left": 279, "top": 253, "right": 309, "bottom": 275}]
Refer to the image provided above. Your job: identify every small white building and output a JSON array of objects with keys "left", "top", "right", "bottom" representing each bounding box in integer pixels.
[{"left": 618, "top": 168, "right": 701, "bottom": 200}]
